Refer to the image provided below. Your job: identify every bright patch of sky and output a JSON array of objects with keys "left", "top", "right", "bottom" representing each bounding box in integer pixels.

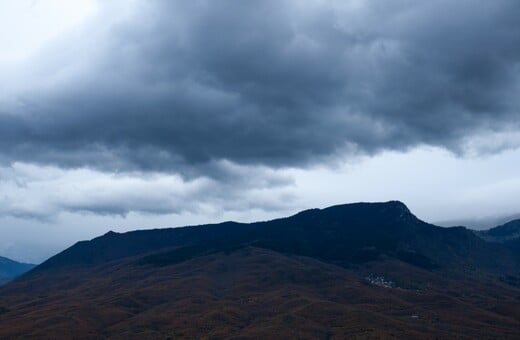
[{"left": 0, "top": 0, "right": 98, "bottom": 63}]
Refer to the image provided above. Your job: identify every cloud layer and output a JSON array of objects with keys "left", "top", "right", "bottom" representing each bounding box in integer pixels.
[
  {"left": 1, "top": 0, "right": 518, "bottom": 175},
  {"left": 0, "top": 161, "right": 294, "bottom": 220}
]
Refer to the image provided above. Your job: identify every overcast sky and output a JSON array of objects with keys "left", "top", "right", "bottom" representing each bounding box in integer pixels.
[{"left": 1, "top": 0, "right": 520, "bottom": 263}]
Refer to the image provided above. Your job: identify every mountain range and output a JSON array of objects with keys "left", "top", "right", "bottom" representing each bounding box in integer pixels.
[
  {"left": 0, "top": 201, "right": 519, "bottom": 338},
  {"left": 0, "top": 256, "right": 34, "bottom": 285}
]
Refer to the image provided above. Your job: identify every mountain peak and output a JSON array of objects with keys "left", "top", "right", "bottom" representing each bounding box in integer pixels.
[
  {"left": 319, "top": 200, "right": 414, "bottom": 221},
  {"left": 327, "top": 200, "right": 409, "bottom": 211},
  {"left": 384, "top": 200, "right": 413, "bottom": 217}
]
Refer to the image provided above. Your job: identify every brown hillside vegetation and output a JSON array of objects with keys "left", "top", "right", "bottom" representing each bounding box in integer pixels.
[{"left": 0, "top": 247, "right": 519, "bottom": 339}]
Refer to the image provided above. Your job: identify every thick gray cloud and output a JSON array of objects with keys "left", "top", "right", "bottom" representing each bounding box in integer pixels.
[{"left": 1, "top": 0, "right": 520, "bottom": 175}]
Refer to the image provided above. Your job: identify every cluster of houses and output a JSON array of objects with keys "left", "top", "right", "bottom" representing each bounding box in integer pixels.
[{"left": 365, "top": 275, "right": 395, "bottom": 288}]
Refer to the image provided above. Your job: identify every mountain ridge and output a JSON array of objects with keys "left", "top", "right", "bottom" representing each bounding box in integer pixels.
[
  {"left": 24, "top": 201, "right": 520, "bottom": 278},
  {"left": 2, "top": 200, "right": 520, "bottom": 338},
  {"left": 0, "top": 256, "right": 35, "bottom": 285},
  {"left": 477, "top": 219, "right": 520, "bottom": 243}
]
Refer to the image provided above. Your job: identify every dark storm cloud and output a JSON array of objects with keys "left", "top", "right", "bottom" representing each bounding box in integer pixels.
[{"left": 1, "top": 0, "right": 520, "bottom": 174}]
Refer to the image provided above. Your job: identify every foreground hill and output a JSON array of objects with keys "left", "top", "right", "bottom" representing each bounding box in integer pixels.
[
  {"left": 0, "top": 256, "right": 34, "bottom": 285},
  {"left": 1, "top": 201, "right": 519, "bottom": 338}
]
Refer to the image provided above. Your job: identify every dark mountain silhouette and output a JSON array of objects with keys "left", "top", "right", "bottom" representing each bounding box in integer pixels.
[
  {"left": 0, "top": 256, "right": 34, "bottom": 285},
  {"left": 1, "top": 201, "right": 519, "bottom": 338},
  {"left": 477, "top": 219, "right": 520, "bottom": 243},
  {"left": 31, "top": 201, "right": 519, "bottom": 275},
  {"left": 476, "top": 219, "right": 520, "bottom": 274}
]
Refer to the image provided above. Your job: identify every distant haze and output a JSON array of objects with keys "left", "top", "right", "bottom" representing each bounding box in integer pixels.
[
  {"left": 0, "top": 0, "right": 519, "bottom": 262},
  {"left": 437, "top": 213, "right": 520, "bottom": 230}
]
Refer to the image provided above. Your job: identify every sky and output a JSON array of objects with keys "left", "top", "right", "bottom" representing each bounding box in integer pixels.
[{"left": 0, "top": 0, "right": 519, "bottom": 263}]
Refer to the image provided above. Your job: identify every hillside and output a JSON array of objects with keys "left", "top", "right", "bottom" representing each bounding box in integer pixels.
[{"left": 1, "top": 201, "right": 519, "bottom": 338}]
